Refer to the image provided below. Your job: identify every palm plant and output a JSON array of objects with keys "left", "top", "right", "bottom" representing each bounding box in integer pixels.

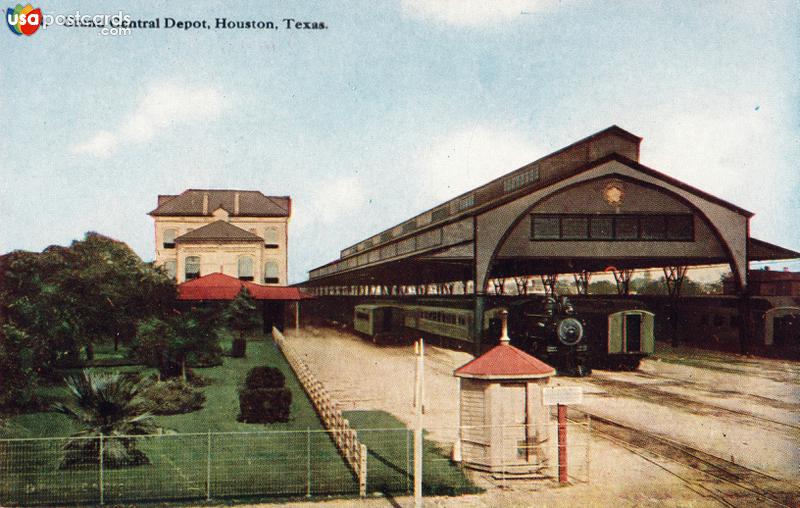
[{"left": 54, "top": 369, "right": 156, "bottom": 468}]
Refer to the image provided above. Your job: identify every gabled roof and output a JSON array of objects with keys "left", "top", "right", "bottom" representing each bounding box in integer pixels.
[
  {"left": 177, "top": 272, "right": 314, "bottom": 301},
  {"left": 454, "top": 343, "right": 555, "bottom": 380},
  {"left": 150, "top": 190, "right": 290, "bottom": 217},
  {"left": 748, "top": 237, "right": 800, "bottom": 262},
  {"left": 175, "top": 221, "right": 264, "bottom": 244}
]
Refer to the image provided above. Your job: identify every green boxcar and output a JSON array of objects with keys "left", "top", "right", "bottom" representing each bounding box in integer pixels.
[{"left": 606, "top": 310, "right": 655, "bottom": 369}]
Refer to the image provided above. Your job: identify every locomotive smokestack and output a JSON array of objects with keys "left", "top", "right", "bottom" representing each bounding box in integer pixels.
[{"left": 499, "top": 309, "right": 510, "bottom": 344}]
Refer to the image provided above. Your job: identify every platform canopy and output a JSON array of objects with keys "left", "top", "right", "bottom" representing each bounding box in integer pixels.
[
  {"left": 178, "top": 272, "right": 314, "bottom": 301},
  {"left": 304, "top": 125, "right": 799, "bottom": 293}
]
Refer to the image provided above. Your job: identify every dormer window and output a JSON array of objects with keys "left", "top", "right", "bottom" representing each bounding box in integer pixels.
[
  {"left": 264, "top": 227, "right": 279, "bottom": 248},
  {"left": 163, "top": 229, "right": 176, "bottom": 249},
  {"left": 238, "top": 256, "right": 254, "bottom": 281}
]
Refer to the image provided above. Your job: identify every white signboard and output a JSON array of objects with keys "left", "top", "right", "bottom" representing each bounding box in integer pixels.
[{"left": 542, "top": 386, "right": 583, "bottom": 406}]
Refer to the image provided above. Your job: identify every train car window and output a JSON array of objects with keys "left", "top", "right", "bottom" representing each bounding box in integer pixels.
[
  {"left": 667, "top": 215, "right": 694, "bottom": 240},
  {"left": 590, "top": 217, "right": 613, "bottom": 239},
  {"left": 356, "top": 311, "right": 370, "bottom": 321},
  {"left": 532, "top": 216, "right": 560, "bottom": 239},
  {"left": 562, "top": 217, "right": 589, "bottom": 239},
  {"left": 640, "top": 216, "right": 667, "bottom": 240},
  {"left": 615, "top": 216, "right": 639, "bottom": 239}
]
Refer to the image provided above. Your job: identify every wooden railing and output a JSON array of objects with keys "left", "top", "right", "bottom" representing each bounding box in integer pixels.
[{"left": 272, "top": 327, "right": 367, "bottom": 496}]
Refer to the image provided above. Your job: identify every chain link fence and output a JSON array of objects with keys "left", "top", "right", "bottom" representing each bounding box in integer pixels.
[{"left": 0, "top": 419, "right": 590, "bottom": 506}]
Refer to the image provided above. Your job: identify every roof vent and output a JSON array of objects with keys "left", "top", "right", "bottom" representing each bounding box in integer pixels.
[{"left": 499, "top": 309, "right": 510, "bottom": 344}]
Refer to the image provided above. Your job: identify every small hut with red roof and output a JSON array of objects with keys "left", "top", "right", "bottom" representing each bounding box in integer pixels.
[{"left": 454, "top": 310, "right": 555, "bottom": 474}]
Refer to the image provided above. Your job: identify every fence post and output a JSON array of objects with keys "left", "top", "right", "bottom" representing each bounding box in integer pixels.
[
  {"left": 206, "top": 430, "right": 212, "bottom": 501},
  {"left": 586, "top": 414, "right": 591, "bottom": 484},
  {"left": 406, "top": 428, "right": 411, "bottom": 493},
  {"left": 359, "top": 443, "right": 367, "bottom": 497},
  {"left": 306, "top": 428, "right": 311, "bottom": 498},
  {"left": 98, "top": 434, "right": 104, "bottom": 505}
]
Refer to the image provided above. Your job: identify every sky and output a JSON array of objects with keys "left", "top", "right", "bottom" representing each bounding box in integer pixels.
[{"left": 2, "top": 0, "right": 798, "bottom": 283}]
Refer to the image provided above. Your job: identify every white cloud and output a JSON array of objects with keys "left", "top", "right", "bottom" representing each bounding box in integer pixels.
[
  {"left": 411, "top": 125, "right": 543, "bottom": 203},
  {"left": 72, "top": 81, "right": 228, "bottom": 157},
  {"left": 400, "top": 0, "right": 550, "bottom": 27},
  {"left": 292, "top": 176, "right": 365, "bottom": 231}
]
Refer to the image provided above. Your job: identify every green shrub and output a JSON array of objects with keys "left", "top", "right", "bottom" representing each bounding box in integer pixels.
[
  {"left": 140, "top": 379, "right": 205, "bottom": 415},
  {"left": 237, "top": 387, "right": 292, "bottom": 423},
  {"left": 245, "top": 366, "right": 285, "bottom": 389},
  {"left": 186, "top": 347, "right": 223, "bottom": 368},
  {"left": 230, "top": 338, "right": 247, "bottom": 358}
]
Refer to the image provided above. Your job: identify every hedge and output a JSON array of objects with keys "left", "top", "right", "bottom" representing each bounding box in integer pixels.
[
  {"left": 238, "top": 388, "right": 292, "bottom": 423},
  {"left": 245, "top": 366, "right": 285, "bottom": 390}
]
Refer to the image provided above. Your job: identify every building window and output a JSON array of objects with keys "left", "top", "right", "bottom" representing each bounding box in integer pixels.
[
  {"left": 264, "top": 227, "right": 279, "bottom": 248},
  {"left": 163, "top": 259, "right": 177, "bottom": 280},
  {"left": 402, "top": 220, "right": 417, "bottom": 234},
  {"left": 531, "top": 216, "right": 560, "bottom": 240},
  {"left": 615, "top": 217, "right": 639, "bottom": 239},
  {"left": 530, "top": 214, "right": 694, "bottom": 241},
  {"left": 380, "top": 231, "right": 393, "bottom": 243},
  {"left": 238, "top": 256, "right": 254, "bottom": 281},
  {"left": 590, "top": 217, "right": 613, "bottom": 239},
  {"left": 561, "top": 217, "right": 589, "bottom": 240},
  {"left": 163, "top": 229, "right": 176, "bottom": 249},
  {"left": 504, "top": 166, "right": 539, "bottom": 193},
  {"left": 454, "top": 194, "right": 475, "bottom": 212},
  {"left": 264, "top": 261, "right": 279, "bottom": 284},
  {"left": 666, "top": 215, "right": 694, "bottom": 240},
  {"left": 641, "top": 216, "right": 666, "bottom": 240},
  {"left": 185, "top": 256, "right": 201, "bottom": 280},
  {"left": 431, "top": 206, "right": 449, "bottom": 222}
]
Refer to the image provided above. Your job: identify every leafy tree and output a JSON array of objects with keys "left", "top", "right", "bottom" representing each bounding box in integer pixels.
[
  {"left": 130, "top": 310, "right": 222, "bottom": 380},
  {"left": 0, "top": 324, "right": 38, "bottom": 410},
  {"left": 224, "top": 287, "right": 260, "bottom": 339},
  {"left": 54, "top": 370, "right": 156, "bottom": 468},
  {"left": 2, "top": 233, "right": 176, "bottom": 366},
  {"left": 587, "top": 279, "right": 617, "bottom": 295}
]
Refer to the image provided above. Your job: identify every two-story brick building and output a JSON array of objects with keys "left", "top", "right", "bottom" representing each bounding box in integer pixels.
[{"left": 149, "top": 190, "right": 290, "bottom": 284}]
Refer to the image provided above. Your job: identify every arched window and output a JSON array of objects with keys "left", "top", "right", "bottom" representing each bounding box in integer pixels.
[
  {"left": 163, "top": 259, "right": 177, "bottom": 279},
  {"left": 163, "top": 229, "right": 176, "bottom": 249},
  {"left": 185, "top": 256, "right": 201, "bottom": 280},
  {"left": 264, "top": 227, "right": 279, "bottom": 248},
  {"left": 264, "top": 261, "right": 279, "bottom": 284},
  {"left": 238, "top": 256, "right": 254, "bottom": 281}
]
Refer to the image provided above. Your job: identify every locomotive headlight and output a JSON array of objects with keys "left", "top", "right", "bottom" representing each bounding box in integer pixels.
[{"left": 557, "top": 317, "right": 584, "bottom": 346}]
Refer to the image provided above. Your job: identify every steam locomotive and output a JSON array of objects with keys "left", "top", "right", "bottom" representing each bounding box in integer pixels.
[{"left": 352, "top": 296, "right": 655, "bottom": 375}]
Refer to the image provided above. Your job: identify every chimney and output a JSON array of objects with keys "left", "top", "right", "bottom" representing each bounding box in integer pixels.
[
  {"left": 234, "top": 192, "right": 240, "bottom": 215},
  {"left": 499, "top": 309, "right": 510, "bottom": 344},
  {"left": 202, "top": 192, "right": 209, "bottom": 215}
]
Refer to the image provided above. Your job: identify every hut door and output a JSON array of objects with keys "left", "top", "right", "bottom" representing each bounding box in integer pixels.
[
  {"left": 500, "top": 383, "right": 527, "bottom": 464},
  {"left": 625, "top": 313, "right": 642, "bottom": 352}
]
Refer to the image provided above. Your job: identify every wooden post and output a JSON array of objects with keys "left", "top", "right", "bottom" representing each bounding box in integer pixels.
[
  {"left": 558, "top": 404, "right": 568, "bottom": 484},
  {"left": 98, "top": 434, "right": 104, "bottom": 505},
  {"left": 414, "top": 339, "right": 424, "bottom": 507}
]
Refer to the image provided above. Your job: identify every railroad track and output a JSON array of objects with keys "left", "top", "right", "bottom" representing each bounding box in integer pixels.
[
  {"left": 571, "top": 409, "right": 799, "bottom": 508},
  {"left": 586, "top": 373, "right": 800, "bottom": 431}
]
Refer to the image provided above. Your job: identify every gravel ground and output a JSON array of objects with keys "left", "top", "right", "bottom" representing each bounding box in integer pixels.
[{"left": 245, "top": 325, "right": 791, "bottom": 507}]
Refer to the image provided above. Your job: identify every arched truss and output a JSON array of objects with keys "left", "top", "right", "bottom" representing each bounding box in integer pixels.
[{"left": 475, "top": 161, "right": 749, "bottom": 295}]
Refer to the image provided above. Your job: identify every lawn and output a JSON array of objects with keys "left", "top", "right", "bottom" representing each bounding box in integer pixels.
[
  {"left": 0, "top": 335, "right": 479, "bottom": 506},
  {"left": 345, "top": 410, "right": 482, "bottom": 496},
  {"left": 0, "top": 336, "right": 355, "bottom": 505}
]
